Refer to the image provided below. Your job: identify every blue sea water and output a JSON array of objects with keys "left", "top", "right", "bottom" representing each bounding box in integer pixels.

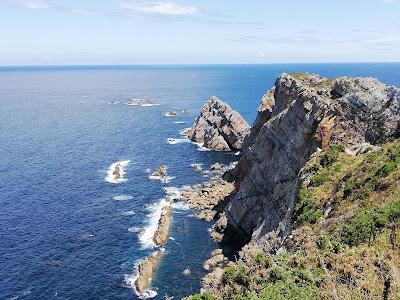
[{"left": 0, "top": 63, "right": 399, "bottom": 300}]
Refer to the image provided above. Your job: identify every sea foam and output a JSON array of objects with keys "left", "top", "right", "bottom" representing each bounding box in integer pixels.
[
  {"left": 113, "top": 195, "right": 133, "bottom": 201},
  {"left": 139, "top": 198, "right": 171, "bottom": 249},
  {"left": 105, "top": 160, "right": 130, "bottom": 184}
]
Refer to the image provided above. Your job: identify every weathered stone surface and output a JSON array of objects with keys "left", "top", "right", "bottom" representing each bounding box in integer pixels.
[
  {"left": 153, "top": 206, "right": 172, "bottom": 246},
  {"left": 201, "top": 267, "right": 224, "bottom": 292},
  {"left": 181, "top": 170, "right": 235, "bottom": 223},
  {"left": 188, "top": 96, "right": 250, "bottom": 151},
  {"left": 134, "top": 250, "right": 163, "bottom": 295},
  {"left": 217, "top": 73, "right": 400, "bottom": 251}
]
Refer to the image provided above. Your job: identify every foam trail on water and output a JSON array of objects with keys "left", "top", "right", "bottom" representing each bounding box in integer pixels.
[
  {"left": 139, "top": 198, "right": 171, "bottom": 248},
  {"left": 179, "top": 127, "right": 191, "bottom": 137},
  {"left": 173, "top": 121, "right": 186, "bottom": 124},
  {"left": 113, "top": 195, "right": 133, "bottom": 201},
  {"left": 105, "top": 160, "right": 130, "bottom": 184},
  {"left": 122, "top": 210, "right": 135, "bottom": 216},
  {"left": 166, "top": 138, "right": 189, "bottom": 145}
]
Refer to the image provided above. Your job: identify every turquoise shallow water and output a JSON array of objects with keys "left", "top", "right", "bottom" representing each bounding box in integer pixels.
[{"left": 0, "top": 64, "right": 399, "bottom": 300}]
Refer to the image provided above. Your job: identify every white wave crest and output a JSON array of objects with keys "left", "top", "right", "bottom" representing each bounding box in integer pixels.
[
  {"left": 128, "top": 226, "right": 142, "bottom": 233},
  {"left": 166, "top": 138, "right": 189, "bottom": 145},
  {"left": 148, "top": 175, "right": 175, "bottom": 184},
  {"left": 124, "top": 269, "right": 158, "bottom": 299},
  {"left": 173, "top": 121, "right": 186, "bottom": 124},
  {"left": 122, "top": 210, "right": 136, "bottom": 216},
  {"left": 139, "top": 199, "right": 171, "bottom": 248},
  {"left": 172, "top": 201, "right": 190, "bottom": 210},
  {"left": 113, "top": 195, "right": 133, "bottom": 201}
]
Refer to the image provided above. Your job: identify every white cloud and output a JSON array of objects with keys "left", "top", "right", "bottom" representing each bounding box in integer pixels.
[
  {"left": 119, "top": 1, "right": 199, "bottom": 16},
  {"left": 68, "top": 9, "right": 101, "bottom": 16},
  {"left": 16, "top": 0, "right": 51, "bottom": 9},
  {"left": 383, "top": 0, "right": 397, "bottom": 3},
  {"left": 257, "top": 50, "right": 265, "bottom": 57}
]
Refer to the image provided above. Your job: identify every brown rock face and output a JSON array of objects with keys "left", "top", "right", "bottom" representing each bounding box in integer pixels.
[
  {"left": 153, "top": 206, "right": 172, "bottom": 246},
  {"left": 217, "top": 73, "right": 400, "bottom": 250},
  {"left": 134, "top": 250, "right": 163, "bottom": 295},
  {"left": 188, "top": 96, "right": 250, "bottom": 151}
]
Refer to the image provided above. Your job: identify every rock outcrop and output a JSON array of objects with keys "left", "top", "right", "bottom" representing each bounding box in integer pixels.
[
  {"left": 182, "top": 163, "right": 236, "bottom": 222},
  {"left": 188, "top": 96, "right": 250, "bottom": 151},
  {"left": 216, "top": 73, "right": 400, "bottom": 251},
  {"left": 153, "top": 206, "right": 172, "bottom": 246},
  {"left": 134, "top": 250, "right": 163, "bottom": 296}
]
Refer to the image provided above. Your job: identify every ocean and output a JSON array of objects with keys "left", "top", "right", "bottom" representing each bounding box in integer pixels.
[{"left": 1, "top": 63, "right": 399, "bottom": 300}]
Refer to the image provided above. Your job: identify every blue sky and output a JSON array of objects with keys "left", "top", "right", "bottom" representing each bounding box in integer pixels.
[{"left": 0, "top": 0, "right": 399, "bottom": 65}]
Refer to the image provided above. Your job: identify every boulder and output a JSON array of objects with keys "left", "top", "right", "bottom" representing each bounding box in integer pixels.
[{"left": 188, "top": 96, "right": 250, "bottom": 151}]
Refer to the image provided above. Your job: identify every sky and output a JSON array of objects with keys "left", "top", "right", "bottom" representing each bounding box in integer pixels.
[{"left": 0, "top": 0, "right": 399, "bottom": 65}]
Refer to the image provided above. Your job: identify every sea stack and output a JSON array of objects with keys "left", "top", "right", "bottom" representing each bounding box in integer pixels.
[
  {"left": 188, "top": 96, "right": 250, "bottom": 151},
  {"left": 153, "top": 205, "right": 173, "bottom": 246},
  {"left": 134, "top": 250, "right": 163, "bottom": 296}
]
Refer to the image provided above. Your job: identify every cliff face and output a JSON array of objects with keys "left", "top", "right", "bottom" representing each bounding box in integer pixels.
[
  {"left": 188, "top": 96, "right": 250, "bottom": 151},
  {"left": 218, "top": 73, "right": 400, "bottom": 250}
]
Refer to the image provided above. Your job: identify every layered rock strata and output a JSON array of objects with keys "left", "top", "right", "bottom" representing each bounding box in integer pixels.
[
  {"left": 214, "top": 73, "right": 400, "bottom": 251},
  {"left": 188, "top": 96, "right": 250, "bottom": 151}
]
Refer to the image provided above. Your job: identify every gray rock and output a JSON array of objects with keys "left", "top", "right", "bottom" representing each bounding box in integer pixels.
[
  {"left": 216, "top": 73, "right": 400, "bottom": 251},
  {"left": 188, "top": 96, "right": 250, "bottom": 151}
]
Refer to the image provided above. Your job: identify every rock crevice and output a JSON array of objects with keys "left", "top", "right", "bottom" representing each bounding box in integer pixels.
[
  {"left": 215, "top": 73, "right": 400, "bottom": 251},
  {"left": 188, "top": 96, "right": 250, "bottom": 151}
]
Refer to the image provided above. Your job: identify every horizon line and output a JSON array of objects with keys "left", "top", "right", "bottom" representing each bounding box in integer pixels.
[{"left": 1, "top": 61, "right": 400, "bottom": 69}]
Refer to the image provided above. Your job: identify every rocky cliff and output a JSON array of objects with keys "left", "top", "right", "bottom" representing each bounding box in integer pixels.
[
  {"left": 216, "top": 73, "right": 400, "bottom": 251},
  {"left": 188, "top": 96, "right": 250, "bottom": 151}
]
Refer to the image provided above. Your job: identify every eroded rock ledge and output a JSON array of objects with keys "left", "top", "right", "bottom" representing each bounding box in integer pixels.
[{"left": 188, "top": 96, "right": 250, "bottom": 151}]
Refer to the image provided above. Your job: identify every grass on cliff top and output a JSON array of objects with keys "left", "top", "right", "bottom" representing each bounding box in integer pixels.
[
  {"left": 288, "top": 73, "right": 334, "bottom": 89},
  {"left": 186, "top": 140, "right": 400, "bottom": 300}
]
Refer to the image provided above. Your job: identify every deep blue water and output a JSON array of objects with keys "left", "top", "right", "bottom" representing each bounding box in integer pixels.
[{"left": 0, "top": 63, "right": 399, "bottom": 300}]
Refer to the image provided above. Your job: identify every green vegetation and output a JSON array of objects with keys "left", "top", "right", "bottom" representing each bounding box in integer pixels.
[
  {"left": 186, "top": 140, "right": 400, "bottom": 300},
  {"left": 342, "top": 200, "right": 400, "bottom": 247},
  {"left": 184, "top": 292, "right": 216, "bottom": 300}
]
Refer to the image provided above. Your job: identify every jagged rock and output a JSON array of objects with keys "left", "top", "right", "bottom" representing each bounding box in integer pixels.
[
  {"left": 152, "top": 165, "right": 167, "bottom": 177},
  {"left": 153, "top": 206, "right": 172, "bottom": 246},
  {"left": 203, "top": 253, "right": 226, "bottom": 271},
  {"left": 210, "top": 163, "right": 222, "bottom": 171},
  {"left": 201, "top": 267, "right": 224, "bottom": 292},
  {"left": 188, "top": 96, "right": 250, "bottom": 151},
  {"left": 192, "top": 163, "right": 203, "bottom": 172},
  {"left": 217, "top": 73, "right": 400, "bottom": 251},
  {"left": 134, "top": 250, "right": 163, "bottom": 295}
]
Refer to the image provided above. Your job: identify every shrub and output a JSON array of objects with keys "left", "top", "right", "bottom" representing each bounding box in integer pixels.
[
  {"left": 254, "top": 253, "right": 272, "bottom": 267},
  {"left": 184, "top": 292, "right": 216, "bottom": 300},
  {"left": 223, "top": 266, "right": 236, "bottom": 283},
  {"left": 341, "top": 200, "right": 400, "bottom": 246},
  {"left": 320, "top": 144, "right": 345, "bottom": 167},
  {"left": 294, "top": 187, "right": 323, "bottom": 226},
  {"left": 374, "top": 160, "right": 397, "bottom": 178},
  {"left": 316, "top": 235, "right": 330, "bottom": 252},
  {"left": 310, "top": 169, "right": 330, "bottom": 187}
]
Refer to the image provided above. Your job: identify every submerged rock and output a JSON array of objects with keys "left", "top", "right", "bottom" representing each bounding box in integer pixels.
[
  {"left": 188, "top": 96, "right": 250, "bottom": 151},
  {"left": 182, "top": 268, "right": 192, "bottom": 276}
]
